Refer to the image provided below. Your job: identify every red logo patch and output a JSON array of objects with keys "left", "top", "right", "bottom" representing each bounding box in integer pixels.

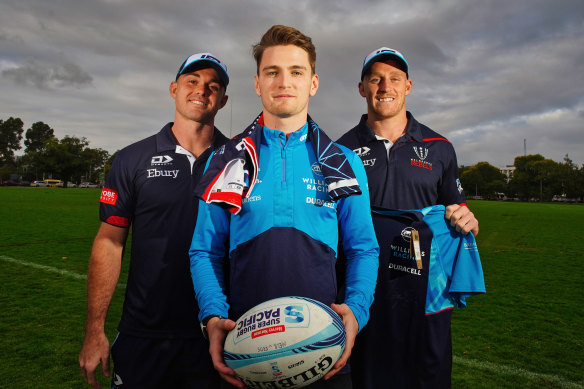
[
  {"left": 100, "top": 188, "right": 118, "bottom": 205},
  {"left": 251, "top": 325, "right": 285, "bottom": 339}
]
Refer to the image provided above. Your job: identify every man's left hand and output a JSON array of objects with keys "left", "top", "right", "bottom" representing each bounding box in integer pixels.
[{"left": 323, "top": 303, "right": 358, "bottom": 380}]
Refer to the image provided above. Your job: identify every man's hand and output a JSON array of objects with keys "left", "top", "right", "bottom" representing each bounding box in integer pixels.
[
  {"left": 445, "top": 204, "right": 479, "bottom": 236},
  {"left": 324, "top": 303, "right": 358, "bottom": 380},
  {"left": 207, "top": 317, "right": 244, "bottom": 388},
  {"left": 79, "top": 331, "right": 111, "bottom": 388}
]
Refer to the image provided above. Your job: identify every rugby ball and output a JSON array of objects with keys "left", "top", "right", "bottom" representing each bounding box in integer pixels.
[{"left": 223, "top": 296, "right": 346, "bottom": 388}]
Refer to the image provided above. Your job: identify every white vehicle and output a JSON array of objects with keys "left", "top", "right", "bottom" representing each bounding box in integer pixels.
[
  {"left": 56, "top": 181, "right": 78, "bottom": 188},
  {"left": 79, "top": 182, "right": 99, "bottom": 188},
  {"left": 31, "top": 180, "right": 49, "bottom": 187}
]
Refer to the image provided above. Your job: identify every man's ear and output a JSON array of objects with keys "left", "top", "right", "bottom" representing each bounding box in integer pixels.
[
  {"left": 254, "top": 74, "right": 261, "bottom": 97},
  {"left": 219, "top": 93, "right": 229, "bottom": 110},
  {"left": 358, "top": 81, "right": 366, "bottom": 97},
  {"left": 405, "top": 79, "right": 412, "bottom": 96},
  {"left": 309, "top": 73, "right": 319, "bottom": 97},
  {"left": 169, "top": 81, "right": 178, "bottom": 99}
]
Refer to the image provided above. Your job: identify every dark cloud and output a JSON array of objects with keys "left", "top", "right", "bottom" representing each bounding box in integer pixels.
[
  {"left": 0, "top": 0, "right": 583, "bottom": 167},
  {"left": 2, "top": 58, "right": 93, "bottom": 89}
]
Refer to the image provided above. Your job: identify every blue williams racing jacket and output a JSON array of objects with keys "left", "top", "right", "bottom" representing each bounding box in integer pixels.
[{"left": 189, "top": 118, "right": 379, "bottom": 331}]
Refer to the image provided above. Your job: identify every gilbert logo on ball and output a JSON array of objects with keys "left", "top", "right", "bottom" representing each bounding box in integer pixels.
[{"left": 223, "top": 296, "right": 346, "bottom": 388}]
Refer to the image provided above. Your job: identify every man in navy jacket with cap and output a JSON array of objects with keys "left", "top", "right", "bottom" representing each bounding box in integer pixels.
[
  {"left": 79, "top": 52, "right": 229, "bottom": 389},
  {"left": 337, "top": 47, "right": 480, "bottom": 388}
]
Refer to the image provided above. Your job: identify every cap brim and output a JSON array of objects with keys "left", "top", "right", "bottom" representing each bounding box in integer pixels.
[{"left": 361, "top": 53, "right": 408, "bottom": 79}]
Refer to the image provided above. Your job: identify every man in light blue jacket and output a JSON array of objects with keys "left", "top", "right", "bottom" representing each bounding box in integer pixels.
[{"left": 189, "top": 25, "right": 379, "bottom": 389}]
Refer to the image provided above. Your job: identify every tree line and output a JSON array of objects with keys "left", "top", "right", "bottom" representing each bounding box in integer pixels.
[
  {"left": 459, "top": 155, "right": 584, "bottom": 202},
  {"left": 1, "top": 116, "right": 583, "bottom": 200},
  {"left": 0, "top": 117, "right": 114, "bottom": 185}
]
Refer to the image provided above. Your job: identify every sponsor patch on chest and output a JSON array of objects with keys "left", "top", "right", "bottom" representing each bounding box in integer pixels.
[{"left": 146, "top": 169, "right": 180, "bottom": 178}]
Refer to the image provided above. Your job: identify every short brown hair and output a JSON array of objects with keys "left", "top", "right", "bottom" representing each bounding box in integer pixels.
[{"left": 252, "top": 25, "right": 316, "bottom": 74}]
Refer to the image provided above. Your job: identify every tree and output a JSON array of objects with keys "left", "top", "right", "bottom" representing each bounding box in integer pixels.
[
  {"left": 24, "top": 122, "right": 55, "bottom": 153},
  {"left": 29, "top": 135, "right": 110, "bottom": 186},
  {"left": 532, "top": 159, "right": 559, "bottom": 200},
  {"left": 42, "top": 136, "right": 89, "bottom": 185},
  {"left": 508, "top": 154, "right": 545, "bottom": 200},
  {"left": 20, "top": 122, "right": 56, "bottom": 180},
  {"left": 460, "top": 162, "right": 507, "bottom": 198},
  {"left": 557, "top": 154, "right": 581, "bottom": 199},
  {"left": 104, "top": 150, "right": 119, "bottom": 178},
  {"left": 577, "top": 165, "right": 584, "bottom": 201},
  {"left": 508, "top": 154, "right": 564, "bottom": 201},
  {"left": 82, "top": 147, "right": 109, "bottom": 183},
  {"left": 0, "top": 117, "right": 24, "bottom": 167}
]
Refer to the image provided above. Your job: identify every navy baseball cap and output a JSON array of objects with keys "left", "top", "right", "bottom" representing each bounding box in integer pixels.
[
  {"left": 361, "top": 47, "right": 408, "bottom": 80},
  {"left": 176, "top": 52, "right": 229, "bottom": 87}
]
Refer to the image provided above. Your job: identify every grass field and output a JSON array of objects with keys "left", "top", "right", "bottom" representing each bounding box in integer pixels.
[{"left": 1, "top": 187, "right": 583, "bottom": 388}]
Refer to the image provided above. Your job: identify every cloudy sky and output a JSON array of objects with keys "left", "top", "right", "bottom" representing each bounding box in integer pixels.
[{"left": 1, "top": 0, "right": 583, "bottom": 168}]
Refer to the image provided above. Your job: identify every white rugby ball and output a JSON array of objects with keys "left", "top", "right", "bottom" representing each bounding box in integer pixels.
[{"left": 223, "top": 296, "right": 346, "bottom": 388}]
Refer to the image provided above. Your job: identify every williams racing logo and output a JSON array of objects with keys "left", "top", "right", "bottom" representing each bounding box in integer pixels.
[
  {"left": 311, "top": 162, "right": 323, "bottom": 177},
  {"left": 388, "top": 227, "right": 426, "bottom": 276},
  {"left": 411, "top": 146, "right": 432, "bottom": 170},
  {"left": 400, "top": 226, "right": 415, "bottom": 242}
]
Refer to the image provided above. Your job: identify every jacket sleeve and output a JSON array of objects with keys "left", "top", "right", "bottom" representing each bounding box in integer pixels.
[
  {"left": 189, "top": 198, "right": 231, "bottom": 321},
  {"left": 336, "top": 150, "right": 379, "bottom": 332}
]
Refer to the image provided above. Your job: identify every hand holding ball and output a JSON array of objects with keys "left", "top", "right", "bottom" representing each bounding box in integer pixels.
[{"left": 223, "top": 296, "right": 346, "bottom": 388}]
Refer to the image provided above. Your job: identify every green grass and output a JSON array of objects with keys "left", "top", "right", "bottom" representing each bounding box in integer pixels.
[
  {"left": 0, "top": 187, "right": 129, "bottom": 388},
  {"left": 451, "top": 201, "right": 584, "bottom": 388},
  {"left": 0, "top": 188, "right": 583, "bottom": 388}
]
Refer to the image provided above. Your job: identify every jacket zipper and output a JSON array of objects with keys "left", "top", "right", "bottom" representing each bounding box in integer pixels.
[{"left": 279, "top": 135, "right": 288, "bottom": 183}]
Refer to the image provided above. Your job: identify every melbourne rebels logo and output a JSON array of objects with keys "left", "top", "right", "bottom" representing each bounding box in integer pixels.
[
  {"left": 411, "top": 146, "right": 433, "bottom": 170},
  {"left": 413, "top": 147, "right": 428, "bottom": 161}
]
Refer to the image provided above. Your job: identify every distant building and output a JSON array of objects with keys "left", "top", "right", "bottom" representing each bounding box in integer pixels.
[{"left": 500, "top": 165, "right": 515, "bottom": 183}]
